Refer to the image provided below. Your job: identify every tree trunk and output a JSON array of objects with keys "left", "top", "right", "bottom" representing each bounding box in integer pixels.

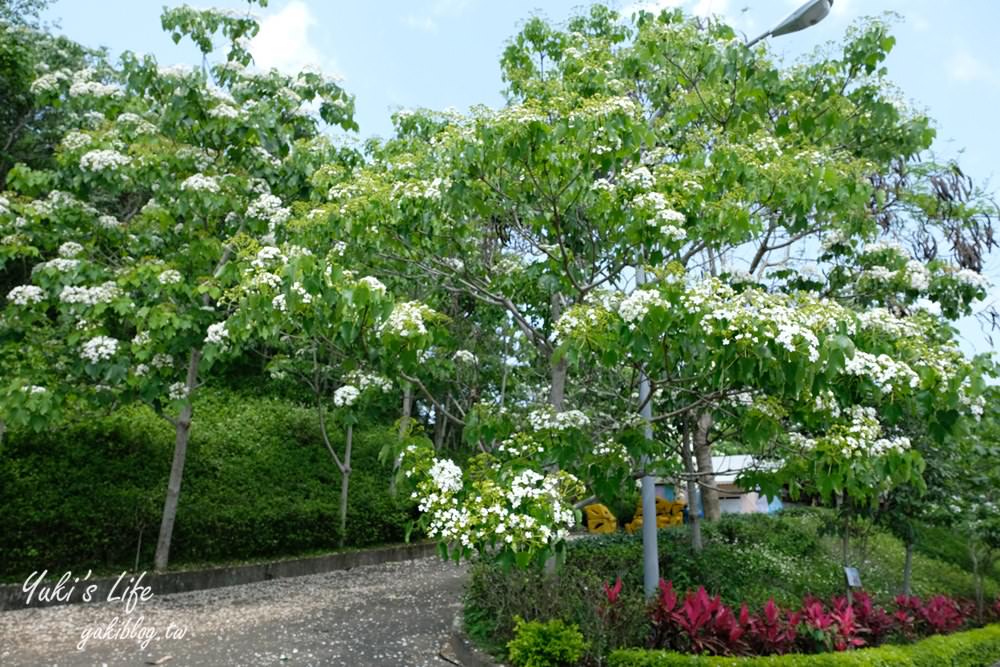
[
  {"left": 549, "top": 293, "right": 567, "bottom": 411},
  {"left": 902, "top": 540, "right": 914, "bottom": 596},
  {"left": 338, "top": 423, "right": 353, "bottom": 549},
  {"left": 693, "top": 411, "right": 720, "bottom": 522},
  {"left": 389, "top": 386, "right": 412, "bottom": 495},
  {"left": 0, "top": 418, "right": 5, "bottom": 447},
  {"left": 842, "top": 514, "right": 850, "bottom": 568},
  {"left": 682, "top": 424, "right": 703, "bottom": 553},
  {"left": 154, "top": 349, "right": 201, "bottom": 571},
  {"left": 433, "top": 404, "right": 446, "bottom": 450}
]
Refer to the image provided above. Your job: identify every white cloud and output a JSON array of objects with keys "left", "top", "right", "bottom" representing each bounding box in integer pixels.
[
  {"left": 249, "top": 1, "right": 338, "bottom": 76},
  {"left": 403, "top": 14, "right": 437, "bottom": 33},
  {"left": 402, "top": 0, "right": 474, "bottom": 33},
  {"left": 948, "top": 49, "right": 995, "bottom": 84}
]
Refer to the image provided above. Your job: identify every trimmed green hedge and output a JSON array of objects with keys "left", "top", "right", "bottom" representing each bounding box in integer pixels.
[
  {"left": 609, "top": 624, "right": 1000, "bottom": 667},
  {"left": 0, "top": 389, "right": 418, "bottom": 580}
]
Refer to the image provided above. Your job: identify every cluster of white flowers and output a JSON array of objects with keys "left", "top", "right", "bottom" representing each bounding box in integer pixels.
[
  {"left": 272, "top": 293, "right": 287, "bottom": 312},
  {"left": 59, "top": 282, "right": 121, "bottom": 306},
  {"left": 30, "top": 69, "right": 70, "bottom": 93},
  {"left": 180, "top": 174, "right": 220, "bottom": 193},
  {"left": 251, "top": 245, "right": 286, "bottom": 269},
  {"left": 863, "top": 239, "right": 909, "bottom": 257},
  {"left": 97, "top": 214, "right": 122, "bottom": 230},
  {"left": 168, "top": 382, "right": 189, "bottom": 401},
  {"left": 843, "top": 350, "right": 920, "bottom": 393},
  {"left": 345, "top": 370, "right": 392, "bottom": 394},
  {"left": 69, "top": 80, "right": 122, "bottom": 98},
  {"left": 594, "top": 438, "right": 629, "bottom": 461},
  {"left": 333, "top": 384, "right": 360, "bottom": 407},
  {"left": 61, "top": 131, "right": 92, "bottom": 151},
  {"left": 152, "top": 353, "right": 174, "bottom": 369},
  {"left": 857, "top": 308, "right": 921, "bottom": 338},
  {"left": 391, "top": 177, "right": 448, "bottom": 202},
  {"left": 332, "top": 241, "right": 347, "bottom": 257},
  {"left": 58, "top": 242, "right": 84, "bottom": 257},
  {"left": 7, "top": 284, "right": 45, "bottom": 305},
  {"left": 495, "top": 433, "right": 544, "bottom": 458},
  {"left": 618, "top": 289, "right": 667, "bottom": 326},
  {"left": 864, "top": 266, "right": 896, "bottom": 283},
  {"left": 21, "top": 385, "right": 47, "bottom": 394},
  {"left": 246, "top": 193, "right": 291, "bottom": 226},
  {"left": 205, "top": 322, "right": 229, "bottom": 346},
  {"left": 81, "top": 336, "right": 119, "bottom": 364},
  {"left": 905, "top": 260, "right": 931, "bottom": 291},
  {"left": 428, "top": 458, "right": 464, "bottom": 494},
  {"left": 622, "top": 166, "right": 655, "bottom": 189},
  {"left": 452, "top": 349, "right": 477, "bottom": 364},
  {"left": 79, "top": 149, "right": 131, "bottom": 172},
  {"left": 158, "top": 269, "right": 183, "bottom": 285},
  {"left": 208, "top": 104, "right": 240, "bottom": 119},
  {"left": 378, "top": 301, "right": 432, "bottom": 338},
  {"left": 115, "top": 112, "right": 157, "bottom": 135},
  {"left": 358, "top": 276, "right": 386, "bottom": 295},
  {"left": 870, "top": 435, "right": 911, "bottom": 456},
  {"left": 527, "top": 407, "right": 590, "bottom": 431},
  {"left": 954, "top": 268, "right": 990, "bottom": 291},
  {"left": 958, "top": 376, "right": 986, "bottom": 419},
  {"left": 35, "top": 258, "right": 80, "bottom": 273}
]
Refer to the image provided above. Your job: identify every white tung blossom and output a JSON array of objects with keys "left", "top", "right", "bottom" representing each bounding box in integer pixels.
[
  {"left": 453, "top": 350, "right": 477, "bottom": 364},
  {"left": 58, "top": 241, "right": 84, "bottom": 258},
  {"left": 79, "top": 149, "right": 131, "bottom": 172},
  {"left": 59, "top": 282, "right": 121, "bottom": 306},
  {"left": 333, "top": 384, "right": 360, "bottom": 407},
  {"left": 205, "top": 322, "right": 229, "bottom": 345},
  {"left": 428, "top": 458, "right": 463, "bottom": 494},
  {"left": 619, "top": 289, "right": 666, "bottom": 325},
  {"left": 180, "top": 173, "right": 220, "bottom": 193},
  {"left": 158, "top": 269, "right": 183, "bottom": 285},
  {"left": 81, "top": 336, "right": 119, "bottom": 364},
  {"left": 358, "top": 276, "right": 386, "bottom": 295},
  {"left": 168, "top": 382, "right": 189, "bottom": 401},
  {"left": 7, "top": 285, "right": 45, "bottom": 305}
]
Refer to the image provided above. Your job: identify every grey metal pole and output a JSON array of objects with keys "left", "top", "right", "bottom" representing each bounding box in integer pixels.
[{"left": 636, "top": 264, "right": 660, "bottom": 598}]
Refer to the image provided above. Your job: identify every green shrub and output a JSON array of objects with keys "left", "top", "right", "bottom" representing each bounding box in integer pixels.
[
  {"left": 507, "top": 617, "right": 587, "bottom": 667},
  {"left": 607, "top": 623, "right": 1000, "bottom": 667},
  {"left": 0, "top": 388, "right": 420, "bottom": 579}
]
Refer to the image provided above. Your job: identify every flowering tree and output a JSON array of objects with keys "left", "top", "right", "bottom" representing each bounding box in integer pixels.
[
  {"left": 0, "top": 3, "right": 357, "bottom": 569},
  {"left": 222, "top": 244, "right": 439, "bottom": 544},
  {"left": 389, "top": 6, "right": 993, "bottom": 564}
]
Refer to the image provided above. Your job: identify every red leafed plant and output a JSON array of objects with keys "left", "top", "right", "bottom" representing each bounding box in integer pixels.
[
  {"left": 639, "top": 580, "right": 977, "bottom": 658},
  {"left": 648, "top": 581, "right": 749, "bottom": 655},
  {"left": 747, "top": 598, "right": 799, "bottom": 655}
]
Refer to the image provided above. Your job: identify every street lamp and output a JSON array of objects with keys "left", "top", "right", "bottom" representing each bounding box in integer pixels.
[
  {"left": 748, "top": 0, "right": 833, "bottom": 47},
  {"left": 638, "top": 0, "right": 834, "bottom": 599}
]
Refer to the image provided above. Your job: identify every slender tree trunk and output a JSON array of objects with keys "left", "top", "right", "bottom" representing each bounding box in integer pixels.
[
  {"left": 969, "top": 543, "right": 985, "bottom": 622},
  {"left": 902, "top": 540, "right": 914, "bottom": 596},
  {"left": 549, "top": 293, "right": 567, "bottom": 411},
  {"left": 338, "top": 423, "right": 353, "bottom": 548},
  {"left": 693, "top": 411, "right": 720, "bottom": 522},
  {"left": 154, "top": 349, "right": 201, "bottom": 571},
  {"left": 433, "top": 404, "right": 446, "bottom": 450},
  {"left": 0, "top": 418, "right": 5, "bottom": 447},
  {"left": 842, "top": 514, "right": 850, "bottom": 568},
  {"left": 682, "top": 424, "right": 703, "bottom": 553},
  {"left": 389, "top": 386, "right": 412, "bottom": 495}
]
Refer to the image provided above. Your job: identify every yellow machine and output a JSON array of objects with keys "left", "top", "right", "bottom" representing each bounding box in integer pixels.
[
  {"left": 584, "top": 503, "right": 618, "bottom": 534},
  {"left": 624, "top": 497, "right": 685, "bottom": 534}
]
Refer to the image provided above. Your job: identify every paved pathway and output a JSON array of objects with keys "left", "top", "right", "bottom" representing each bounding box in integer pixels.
[{"left": 0, "top": 557, "right": 468, "bottom": 667}]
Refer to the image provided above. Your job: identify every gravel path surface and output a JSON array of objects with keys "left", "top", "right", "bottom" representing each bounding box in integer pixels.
[{"left": 0, "top": 557, "right": 468, "bottom": 667}]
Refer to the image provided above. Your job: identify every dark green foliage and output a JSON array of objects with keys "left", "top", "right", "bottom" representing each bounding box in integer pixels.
[
  {"left": 608, "top": 623, "right": 1000, "bottom": 667},
  {"left": 0, "top": 389, "right": 418, "bottom": 580},
  {"left": 507, "top": 617, "right": 588, "bottom": 667}
]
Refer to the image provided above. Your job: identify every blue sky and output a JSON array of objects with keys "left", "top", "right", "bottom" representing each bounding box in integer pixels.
[{"left": 41, "top": 0, "right": 1000, "bottom": 355}]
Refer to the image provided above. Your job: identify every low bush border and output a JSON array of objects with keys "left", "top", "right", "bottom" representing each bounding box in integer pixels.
[{"left": 608, "top": 623, "right": 1000, "bottom": 667}]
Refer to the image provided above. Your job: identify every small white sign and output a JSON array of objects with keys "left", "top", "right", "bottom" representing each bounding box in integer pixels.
[{"left": 844, "top": 567, "right": 862, "bottom": 588}]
